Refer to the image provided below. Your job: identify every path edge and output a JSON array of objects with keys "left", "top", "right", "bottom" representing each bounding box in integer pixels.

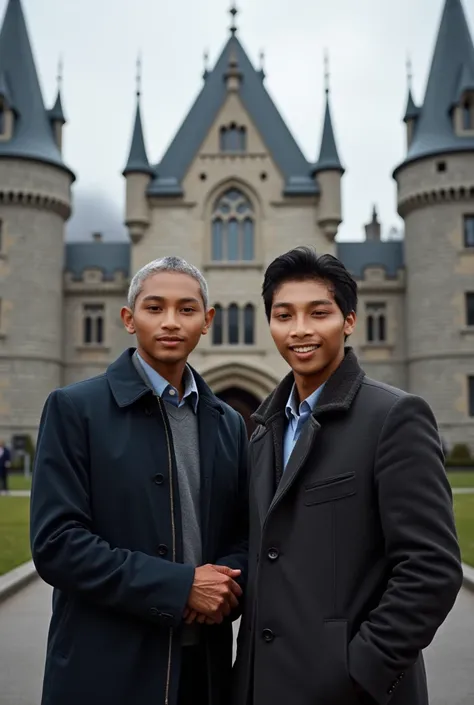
[{"left": 0, "top": 560, "right": 38, "bottom": 605}]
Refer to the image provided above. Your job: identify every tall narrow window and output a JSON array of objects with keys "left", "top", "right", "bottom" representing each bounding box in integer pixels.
[
  {"left": 212, "top": 220, "right": 224, "bottom": 260},
  {"left": 464, "top": 215, "right": 474, "bottom": 248},
  {"left": 213, "top": 304, "right": 223, "bottom": 345},
  {"left": 469, "top": 377, "right": 474, "bottom": 417},
  {"left": 244, "top": 304, "right": 255, "bottom": 345},
  {"left": 220, "top": 123, "right": 247, "bottom": 153},
  {"left": 0, "top": 219, "right": 3, "bottom": 252},
  {"left": 211, "top": 189, "right": 255, "bottom": 262},
  {"left": 466, "top": 293, "right": 474, "bottom": 326},
  {"left": 0, "top": 104, "right": 5, "bottom": 135},
  {"left": 83, "top": 303, "right": 105, "bottom": 345},
  {"left": 366, "top": 316, "right": 374, "bottom": 343},
  {"left": 366, "top": 303, "right": 387, "bottom": 343},
  {"left": 228, "top": 303, "right": 239, "bottom": 344},
  {"left": 463, "top": 100, "right": 473, "bottom": 131}
]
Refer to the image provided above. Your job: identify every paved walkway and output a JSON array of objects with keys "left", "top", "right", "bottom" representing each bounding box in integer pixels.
[{"left": 0, "top": 579, "right": 473, "bottom": 704}]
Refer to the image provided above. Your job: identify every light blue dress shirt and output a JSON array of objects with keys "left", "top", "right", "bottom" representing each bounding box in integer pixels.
[
  {"left": 283, "top": 383, "right": 325, "bottom": 469},
  {"left": 136, "top": 353, "right": 199, "bottom": 414}
]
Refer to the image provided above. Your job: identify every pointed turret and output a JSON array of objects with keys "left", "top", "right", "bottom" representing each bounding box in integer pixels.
[
  {"left": 123, "top": 59, "right": 152, "bottom": 244},
  {"left": 123, "top": 99, "right": 153, "bottom": 176},
  {"left": 0, "top": 0, "right": 72, "bottom": 175},
  {"left": 396, "top": 0, "right": 474, "bottom": 170},
  {"left": 313, "top": 92, "right": 344, "bottom": 174},
  {"left": 313, "top": 56, "right": 344, "bottom": 242},
  {"left": 403, "top": 87, "right": 420, "bottom": 123}
]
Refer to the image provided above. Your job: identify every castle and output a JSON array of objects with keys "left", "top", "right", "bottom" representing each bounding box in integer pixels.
[{"left": 0, "top": 0, "right": 474, "bottom": 449}]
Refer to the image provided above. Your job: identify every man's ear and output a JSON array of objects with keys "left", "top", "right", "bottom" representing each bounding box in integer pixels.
[
  {"left": 343, "top": 311, "right": 356, "bottom": 338},
  {"left": 121, "top": 307, "right": 136, "bottom": 335},
  {"left": 202, "top": 307, "right": 216, "bottom": 336}
]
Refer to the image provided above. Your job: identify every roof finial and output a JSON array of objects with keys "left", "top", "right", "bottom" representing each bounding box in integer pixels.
[
  {"left": 229, "top": 2, "right": 238, "bottom": 35},
  {"left": 259, "top": 50, "right": 265, "bottom": 72},
  {"left": 406, "top": 54, "right": 413, "bottom": 90},
  {"left": 57, "top": 55, "right": 63, "bottom": 91},
  {"left": 324, "top": 49, "right": 330, "bottom": 95},
  {"left": 136, "top": 53, "right": 142, "bottom": 98}
]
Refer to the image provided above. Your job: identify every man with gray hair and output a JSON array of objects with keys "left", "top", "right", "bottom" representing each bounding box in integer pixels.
[{"left": 31, "top": 256, "right": 248, "bottom": 705}]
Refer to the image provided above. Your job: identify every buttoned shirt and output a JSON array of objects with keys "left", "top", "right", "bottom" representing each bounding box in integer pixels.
[
  {"left": 136, "top": 353, "right": 199, "bottom": 413},
  {"left": 283, "top": 383, "right": 325, "bottom": 469}
]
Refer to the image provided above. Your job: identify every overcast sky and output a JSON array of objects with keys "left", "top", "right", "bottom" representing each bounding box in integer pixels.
[{"left": 8, "top": 0, "right": 474, "bottom": 242}]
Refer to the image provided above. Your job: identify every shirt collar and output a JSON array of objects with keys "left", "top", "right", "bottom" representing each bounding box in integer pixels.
[
  {"left": 136, "top": 353, "right": 199, "bottom": 414},
  {"left": 285, "top": 382, "right": 325, "bottom": 421}
]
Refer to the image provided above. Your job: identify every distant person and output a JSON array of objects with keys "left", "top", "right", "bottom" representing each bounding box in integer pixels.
[
  {"left": 233, "top": 247, "right": 463, "bottom": 705},
  {"left": 0, "top": 439, "right": 11, "bottom": 494},
  {"left": 30, "top": 257, "right": 248, "bottom": 705}
]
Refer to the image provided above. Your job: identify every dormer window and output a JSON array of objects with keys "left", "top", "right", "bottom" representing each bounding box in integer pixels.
[
  {"left": 0, "top": 101, "right": 5, "bottom": 136},
  {"left": 220, "top": 123, "right": 246, "bottom": 152},
  {"left": 463, "top": 98, "right": 474, "bottom": 131}
]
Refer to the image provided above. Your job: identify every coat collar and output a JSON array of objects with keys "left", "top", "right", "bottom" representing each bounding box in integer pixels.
[
  {"left": 252, "top": 347, "right": 365, "bottom": 426},
  {"left": 106, "top": 348, "right": 224, "bottom": 414}
]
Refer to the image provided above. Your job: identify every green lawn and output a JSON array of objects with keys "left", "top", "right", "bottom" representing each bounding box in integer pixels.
[
  {"left": 454, "top": 494, "right": 474, "bottom": 568},
  {"left": 0, "top": 496, "right": 31, "bottom": 576},
  {"left": 0, "top": 479, "right": 473, "bottom": 577},
  {"left": 447, "top": 471, "right": 474, "bottom": 488},
  {"left": 8, "top": 474, "right": 32, "bottom": 491}
]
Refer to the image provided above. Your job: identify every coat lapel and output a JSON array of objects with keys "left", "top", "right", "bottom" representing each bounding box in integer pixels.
[
  {"left": 198, "top": 397, "right": 219, "bottom": 560},
  {"left": 269, "top": 415, "right": 321, "bottom": 513},
  {"left": 252, "top": 414, "right": 285, "bottom": 527}
]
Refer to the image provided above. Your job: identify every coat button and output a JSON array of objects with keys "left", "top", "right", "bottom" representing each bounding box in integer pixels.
[
  {"left": 150, "top": 607, "right": 159, "bottom": 616},
  {"left": 267, "top": 548, "right": 279, "bottom": 561},
  {"left": 262, "top": 629, "right": 274, "bottom": 643},
  {"left": 154, "top": 474, "right": 164, "bottom": 485},
  {"left": 158, "top": 544, "right": 168, "bottom": 556}
]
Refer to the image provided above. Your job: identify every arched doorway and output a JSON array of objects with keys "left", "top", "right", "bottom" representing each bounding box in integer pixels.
[{"left": 217, "top": 387, "right": 260, "bottom": 437}]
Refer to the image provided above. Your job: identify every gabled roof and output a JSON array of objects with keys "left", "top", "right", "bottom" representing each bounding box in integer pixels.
[
  {"left": 396, "top": 0, "right": 474, "bottom": 172},
  {"left": 65, "top": 242, "right": 130, "bottom": 281},
  {"left": 313, "top": 92, "right": 344, "bottom": 173},
  {"left": 0, "top": 0, "right": 73, "bottom": 176},
  {"left": 337, "top": 241, "right": 405, "bottom": 279},
  {"left": 123, "top": 98, "right": 153, "bottom": 176},
  {"left": 148, "top": 34, "right": 317, "bottom": 197}
]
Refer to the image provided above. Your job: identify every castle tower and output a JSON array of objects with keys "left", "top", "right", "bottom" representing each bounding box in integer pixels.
[
  {"left": 393, "top": 0, "right": 474, "bottom": 449},
  {"left": 313, "top": 58, "right": 344, "bottom": 241},
  {"left": 0, "top": 0, "right": 74, "bottom": 445},
  {"left": 123, "top": 58, "right": 153, "bottom": 244}
]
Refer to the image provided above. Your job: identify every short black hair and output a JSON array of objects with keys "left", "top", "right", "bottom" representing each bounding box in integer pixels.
[{"left": 262, "top": 246, "right": 358, "bottom": 321}]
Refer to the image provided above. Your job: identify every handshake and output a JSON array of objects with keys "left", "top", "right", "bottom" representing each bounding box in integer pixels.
[{"left": 183, "top": 564, "right": 242, "bottom": 626}]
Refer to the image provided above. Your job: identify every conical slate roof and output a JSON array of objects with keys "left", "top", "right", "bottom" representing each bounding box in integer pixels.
[
  {"left": 48, "top": 89, "right": 66, "bottom": 124},
  {"left": 403, "top": 88, "right": 420, "bottom": 122},
  {"left": 396, "top": 0, "right": 474, "bottom": 171},
  {"left": 0, "top": 0, "right": 73, "bottom": 176},
  {"left": 123, "top": 99, "right": 153, "bottom": 176},
  {"left": 313, "top": 92, "right": 344, "bottom": 173}
]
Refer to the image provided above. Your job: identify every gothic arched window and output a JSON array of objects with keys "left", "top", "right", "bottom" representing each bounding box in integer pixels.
[
  {"left": 366, "top": 302, "right": 387, "bottom": 344},
  {"left": 244, "top": 304, "right": 255, "bottom": 345},
  {"left": 220, "top": 123, "right": 246, "bottom": 152},
  {"left": 228, "top": 303, "right": 239, "bottom": 344},
  {"left": 213, "top": 304, "right": 223, "bottom": 345},
  {"left": 211, "top": 189, "right": 255, "bottom": 262},
  {"left": 83, "top": 303, "right": 105, "bottom": 345}
]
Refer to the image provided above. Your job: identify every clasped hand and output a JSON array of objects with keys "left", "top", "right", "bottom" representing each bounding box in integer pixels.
[{"left": 183, "top": 564, "right": 242, "bottom": 626}]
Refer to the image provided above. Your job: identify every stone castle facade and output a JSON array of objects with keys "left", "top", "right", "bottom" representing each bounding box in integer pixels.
[{"left": 0, "top": 0, "right": 474, "bottom": 448}]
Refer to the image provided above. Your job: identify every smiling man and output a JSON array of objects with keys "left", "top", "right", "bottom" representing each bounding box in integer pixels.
[
  {"left": 233, "top": 247, "right": 462, "bottom": 705},
  {"left": 30, "top": 257, "right": 248, "bottom": 705}
]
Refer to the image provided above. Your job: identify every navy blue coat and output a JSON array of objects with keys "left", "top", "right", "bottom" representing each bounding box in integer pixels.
[{"left": 30, "top": 348, "right": 248, "bottom": 705}]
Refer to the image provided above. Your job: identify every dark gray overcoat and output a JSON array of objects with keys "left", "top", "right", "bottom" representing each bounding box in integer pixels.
[
  {"left": 30, "top": 348, "right": 248, "bottom": 705},
  {"left": 233, "top": 349, "right": 462, "bottom": 705}
]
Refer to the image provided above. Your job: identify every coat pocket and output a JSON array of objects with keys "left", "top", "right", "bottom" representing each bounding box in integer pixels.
[{"left": 304, "top": 472, "right": 356, "bottom": 506}]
